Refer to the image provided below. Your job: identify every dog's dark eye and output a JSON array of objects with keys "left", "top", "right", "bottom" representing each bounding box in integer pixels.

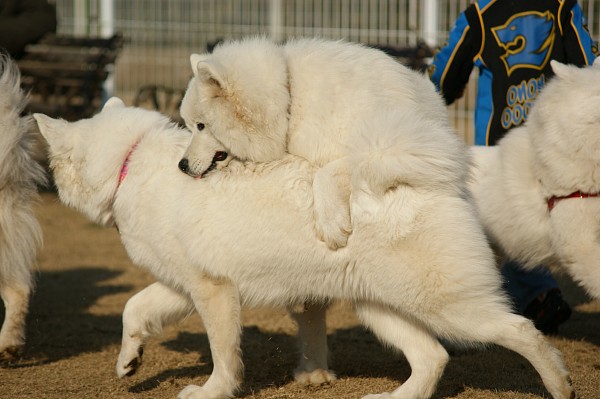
[{"left": 196, "top": 123, "right": 205, "bottom": 131}]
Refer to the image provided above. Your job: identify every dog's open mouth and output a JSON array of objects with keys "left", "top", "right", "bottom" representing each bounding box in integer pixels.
[{"left": 200, "top": 151, "right": 228, "bottom": 178}]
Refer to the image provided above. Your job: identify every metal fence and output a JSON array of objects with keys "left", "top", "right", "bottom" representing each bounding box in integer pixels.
[{"left": 52, "top": 0, "right": 600, "bottom": 142}]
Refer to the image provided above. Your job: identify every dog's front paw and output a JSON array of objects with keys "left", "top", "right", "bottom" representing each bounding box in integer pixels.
[
  {"left": 178, "top": 384, "right": 233, "bottom": 399},
  {"left": 294, "top": 368, "right": 336, "bottom": 385},
  {"left": 0, "top": 344, "right": 23, "bottom": 361},
  {"left": 314, "top": 206, "right": 352, "bottom": 250},
  {"left": 116, "top": 344, "right": 144, "bottom": 378}
]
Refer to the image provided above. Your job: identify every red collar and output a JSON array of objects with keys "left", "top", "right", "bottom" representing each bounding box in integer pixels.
[{"left": 547, "top": 191, "right": 600, "bottom": 211}]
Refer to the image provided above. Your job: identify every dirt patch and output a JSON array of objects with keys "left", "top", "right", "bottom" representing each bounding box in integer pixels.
[{"left": 2, "top": 193, "right": 599, "bottom": 398}]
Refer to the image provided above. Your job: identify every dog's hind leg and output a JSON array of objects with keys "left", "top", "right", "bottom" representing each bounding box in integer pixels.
[
  {"left": 178, "top": 276, "right": 243, "bottom": 399},
  {"left": 289, "top": 302, "right": 336, "bottom": 385},
  {"left": 354, "top": 302, "right": 449, "bottom": 399},
  {"left": 0, "top": 282, "right": 30, "bottom": 359},
  {"left": 477, "top": 313, "right": 573, "bottom": 399},
  {"left": 432, "top": 304, "right": 573, "bottom": 399},
  {"left": 116, "top": 282, "right": 195, "bottom": 377}
]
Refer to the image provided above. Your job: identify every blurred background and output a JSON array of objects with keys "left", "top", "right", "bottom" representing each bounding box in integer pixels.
[{"left": 46, "top": 0, "right": 600, "bottom": 142}]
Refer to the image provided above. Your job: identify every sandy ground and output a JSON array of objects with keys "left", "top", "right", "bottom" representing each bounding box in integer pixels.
[{"left": 1, "top": 192, "right": 599, "bottom": 399}]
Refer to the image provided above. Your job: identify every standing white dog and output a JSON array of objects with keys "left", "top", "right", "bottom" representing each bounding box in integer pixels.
[
  {"left": 36, "top": 99, "right": 573, "bottom": 399},
  {"left": 0, "top": 55, "right": 46, "bottom": 359},
  {"left": 179, "top": 37, "right": 467, "bottom": 250},
  {"left": 469, "top": 58, "right": 600, "bottom": 299}
]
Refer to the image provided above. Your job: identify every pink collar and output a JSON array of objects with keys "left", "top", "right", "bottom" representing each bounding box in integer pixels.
[
  {"left": 113, "top": 143, "right": 139, "bottom": 232},
  {"left": 118, "top": 143, "right": 139, "bottom": 185},
  {"left": 547, "top": 191, "right": 600, "bottom": 211}
]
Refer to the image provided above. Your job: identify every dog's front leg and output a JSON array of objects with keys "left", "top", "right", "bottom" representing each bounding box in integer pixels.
[
  {"left": 289, "top": 302, "right": 336, "bottom": 385},
  {"left": 117, "top": 282, "right": 195, "bottom": 377},
  {"left": 313, "top": 158, "right": 353, "bottom": 250},
  {"left": 179, "top": 275, "right": 242, "bottom": 399},
  {"left": 0, "top": 282, "right": 30, "bottom": 359},
  {"left": 550, "top": 205, "right": 600, "bottom": 299}
]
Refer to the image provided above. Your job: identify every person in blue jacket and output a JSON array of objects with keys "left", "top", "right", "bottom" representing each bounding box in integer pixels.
[{"left": 429, "top": 0, "right": 598, "bottom": 334}]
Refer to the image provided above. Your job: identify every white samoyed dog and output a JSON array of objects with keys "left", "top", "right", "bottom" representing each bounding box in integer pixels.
[
  {"left": 36, "top": 100, "right": 573, "bottom": 399},
  {"left": 469, "top": 58, "right": 600, "bottom": 299},
  {"left": 179, "top": 37, "right": 467, "bottom": 250},
  {"left": 0, "top": 55, "right": 46, "bottom": 359}
]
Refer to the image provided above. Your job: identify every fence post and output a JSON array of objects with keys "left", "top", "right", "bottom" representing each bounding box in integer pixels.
[
  {"left": 421, "top": 0, "right": 438, "bottom": 46},
  {"left": 269, "top": 0, "right": 283, "bottom": 42},
  {"left": 100, "top": 0, "right": 115, "bottom": 38},
  {"left": 100, "top": 0, "right": 116, "bottom": 101},
  {"left": 73, "top": 1, "right": 89, "bottom": 35}
]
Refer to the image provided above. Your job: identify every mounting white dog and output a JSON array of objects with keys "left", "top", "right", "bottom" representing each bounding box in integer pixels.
[
  {"left": 469, "top": 59, "right": 600, "bottom": 299},
  {"left": 36, "top": 100, "right": 572, "bottom": 399},
  {"left": 178, "top": 37, "right": 466, "bottom": 250}
]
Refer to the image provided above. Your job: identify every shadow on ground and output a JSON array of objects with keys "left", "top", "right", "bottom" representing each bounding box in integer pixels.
[
  {"left": 121, "top": 320, "right": 598, "bottom": 399},
  {"left": 0, "top": 267, "right": 131, "bottom": 366}
]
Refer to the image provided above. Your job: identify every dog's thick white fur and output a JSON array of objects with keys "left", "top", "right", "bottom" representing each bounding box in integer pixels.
[
  {"left": 179, "top": 37, "right": 467, "bottom": 250},
  {"left": 36, "top": 100, "right": 573, "bottom": 399},
  {"left": 0, "top": 55, "right": 46, "bottom": 359},
  {"left": 469, "top": 58, "right": 600, "bottom": 299}
]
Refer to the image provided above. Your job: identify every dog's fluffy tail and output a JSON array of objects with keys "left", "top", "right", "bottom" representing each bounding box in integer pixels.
[
  {"left": 0, "top": 54, "right": 46, "bottom": 287},
  {"left": 349, "top": 110, "right": 470, "bottom": 198}
]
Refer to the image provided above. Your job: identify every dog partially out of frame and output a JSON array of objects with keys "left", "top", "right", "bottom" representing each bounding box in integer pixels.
[
  {"left": 0, "top": 55, "right": 46, "bottom": 359},
  {"left": 36, "top": 99, "right": 573, "bottom": 399},
  {"left": 469, "top": 59, "right": 600, "bottom": 300}
]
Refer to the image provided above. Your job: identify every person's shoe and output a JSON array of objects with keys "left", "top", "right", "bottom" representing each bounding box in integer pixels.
[{"left": 524, "top": 289, "right": 572, "bottom": 335}]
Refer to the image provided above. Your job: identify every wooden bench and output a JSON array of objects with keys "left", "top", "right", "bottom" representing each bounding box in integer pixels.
[{"left": 17, "top": 33, "right": 123, "bottom": 121}]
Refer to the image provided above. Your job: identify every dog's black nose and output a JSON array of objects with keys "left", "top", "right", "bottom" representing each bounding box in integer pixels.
[{"left": 178, "top": 158, "right": 189, "bottom": 173}]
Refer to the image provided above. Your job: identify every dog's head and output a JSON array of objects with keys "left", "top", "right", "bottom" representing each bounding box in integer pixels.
[
  {"left": 526, "top": 58, "right": 600, "bottom": 189},
  {"left": 179, "top": 37, "right": 290, "bottom": 177},
  {"left": 35, "top": 98, "right": 171, "bottom": 226},
  {"left": 529, "top": 58, "right": 600, "bottom": 156},
  {"left": 177, "top": 130, "right": 231, "bottom": 178}
]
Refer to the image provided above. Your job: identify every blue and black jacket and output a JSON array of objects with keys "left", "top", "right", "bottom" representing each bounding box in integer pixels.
[{"left": 429, "top": 0, "right": 598, "bottom": 146}]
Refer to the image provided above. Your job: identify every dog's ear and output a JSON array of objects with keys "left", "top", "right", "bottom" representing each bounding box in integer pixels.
[
  {"left": 34, "top": 114, "right": 65, "bottom": 141},
  {"left": 190, "top": 54, "right": 225, "bottom": 89},
  {"left": 550, "top": 60, "right": 571, "bottom": 79},
  {"left": 34, "top": 113, "right": 71, "bottom": 151},
  {"left": 103, "top": 97, "right": 126, "bottom": 109}
]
